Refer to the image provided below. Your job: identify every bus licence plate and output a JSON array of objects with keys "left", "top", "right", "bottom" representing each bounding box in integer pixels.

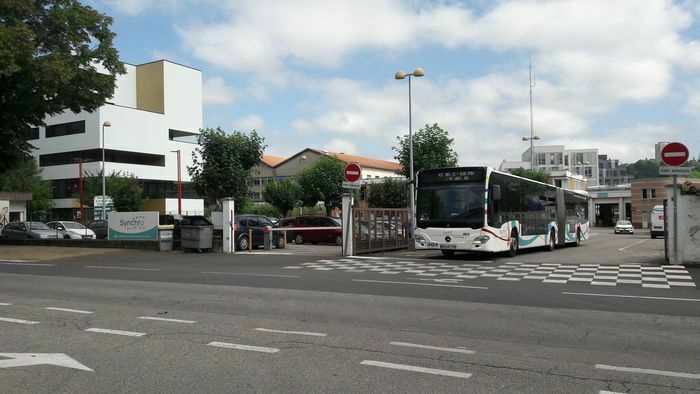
[{"left": 440, "top": 244, "right": 456, "bottom": 249}]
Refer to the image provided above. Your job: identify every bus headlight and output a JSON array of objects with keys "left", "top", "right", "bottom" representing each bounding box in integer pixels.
[{"left": 473, "top": 235, "right": 490, "bottom": 245}]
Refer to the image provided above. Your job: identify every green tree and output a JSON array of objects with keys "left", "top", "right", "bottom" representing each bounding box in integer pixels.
[
  {"left": 366, "top": 178, "right": 407, "bottom": 208},
  {"left": 393, "top": 123, "right": 459, "bottom": 178},
  {"left": 240, "top": 201, "right": 280, "bottom": 217},
  {"left": 263, "top": 179, "right": 302, "bottom": 217},
  {"left": 80, "top": 170, "right": 144, "bottom": 212},
  {"left": 187, "top": 127, "right": 266, "bottom": 210},
  {"left": 510, "top": 168, "right": 551, "bottom": 183},
  {"left": 624, "top": 159, "right": 661, "bottom": 179},
  {"left": 0, "top": 0, "right": 125, "bottom": 173},
  {"left": 0, "top": 159, "right": 52, "bottom": 219},
  {"left": 297, "top": 155, "right": 346, "bottom": 216}
]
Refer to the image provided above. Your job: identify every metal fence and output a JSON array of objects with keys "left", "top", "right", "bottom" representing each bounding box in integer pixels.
[{"left": 353, "top": 207, "right": 409, "bottom": 254}]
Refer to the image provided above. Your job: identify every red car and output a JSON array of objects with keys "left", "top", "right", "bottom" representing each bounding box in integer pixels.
[{"left": 278, "top": 215, "right": 342, "bottom": 246}]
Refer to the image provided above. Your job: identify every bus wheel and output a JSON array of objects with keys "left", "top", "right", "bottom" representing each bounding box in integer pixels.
[
  {"left": 441, "top": 250, "right": 455, "bottom": 258},
  {"left": 575, "top": 229, "right": 581, "bottom": 246},
  {"left": 508, "top": 230, "right": 519, "bottom": 257},
  {"left": 547, "top": 230, "right": 556, "bottom": 252}
]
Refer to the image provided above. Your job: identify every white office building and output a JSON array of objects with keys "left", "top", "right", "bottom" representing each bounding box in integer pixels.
[
  {"left": 28, "top": 60, "right": 204, "bottom": 220},
  {"left": 499, "top": 145, "right": 599, "bottom": 187}
]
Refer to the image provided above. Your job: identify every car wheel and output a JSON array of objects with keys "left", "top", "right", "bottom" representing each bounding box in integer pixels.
[
  {"left": 237, "top": 235, "right": 249, "bottom": 251},
  {"left": 274, "top": 236, "right": 285, "bottom": 249},
  {"left": 508, "top": 229, "right": 519, "bottom": 257},
  {"left": 64, "top": 235, "right": 71, "bottom": 239},
  {"left": 441, "top": 250, "right": 455, "bottom": 258},
  {"left": 335, "top": 235, "right": 342, "bottom": 246},
  {"left": 295, "top": 234, "right": 304, "bottom": 245}
]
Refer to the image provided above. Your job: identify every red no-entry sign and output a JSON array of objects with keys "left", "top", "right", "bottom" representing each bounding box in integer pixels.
[
  {"left": 344, "top": 163, "right": 362, "bottom": 182},
  {"left": 660, "top": 142, "right": 689, "bottom": 167}
]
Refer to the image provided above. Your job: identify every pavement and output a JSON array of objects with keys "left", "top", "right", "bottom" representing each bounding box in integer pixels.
[{"left": 0, "top": 229, "right": 698, "bottom": 392}]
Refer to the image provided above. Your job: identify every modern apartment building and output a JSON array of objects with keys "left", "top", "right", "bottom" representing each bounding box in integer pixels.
[
  {"left": 29, "top": 60, "right": 205, "bottom": 220},
  {"left": 598, "top": 154, "right": 632, "bottom": 186},
  {"left": 499, "top": 145, "right": 599, "bottom": 187},
  {"left": 249, "top": 148, "right": 403, "bottom": 203}
]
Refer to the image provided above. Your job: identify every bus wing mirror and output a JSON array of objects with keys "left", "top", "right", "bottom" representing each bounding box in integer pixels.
[{"left": 492, "top": 185, "right": 501, "bottom": 201}]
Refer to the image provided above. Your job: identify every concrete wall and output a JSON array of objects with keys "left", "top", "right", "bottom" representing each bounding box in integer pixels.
[
  {"left": 666, "top": 186, "right": 700, "bottom": 264},
  {"left": 163, "top": 61, "right": 202, "bottom": 134}
]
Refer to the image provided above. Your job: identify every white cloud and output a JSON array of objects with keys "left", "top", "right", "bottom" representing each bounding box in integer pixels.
[
  {"left": 324, "top": 139, "right": 358, "bottom": 154},
  {"left": 202, "top": 77, "right": 236, "bottom": 106},
  {"left": 232, "top": 114, "right": 265, "bottom": 131}
]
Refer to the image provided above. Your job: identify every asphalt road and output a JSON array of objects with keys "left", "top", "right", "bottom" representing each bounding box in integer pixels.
[{"left": 0, "top": 232, "right": 698, "bottom": 392}]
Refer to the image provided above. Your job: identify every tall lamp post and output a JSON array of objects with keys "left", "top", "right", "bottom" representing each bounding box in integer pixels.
[
  {"left": 522, "top": 135, "right": 541, "bottom": 169},
  {"left": 395, "top": 67, "right": 424, "bottom": 238},
  {"left": 299, "top": 155, "right": 307, "bottom": 215},
  {"left": 171, "top": 150, "right": 182, "bottom": 215},
  {"left": 101, "top": 121, "right": 111, "bottom": 220}
]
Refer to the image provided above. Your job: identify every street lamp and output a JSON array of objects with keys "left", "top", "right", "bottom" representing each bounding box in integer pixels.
[
  {"left": 395, "top": 67, "right": 424, "bottom": 238},
  {"left": 101, "top": 121, "right": 111, "bottom": 220},
  {"left": 299, "top": 155, "right": 307, "bottom": 215},
  {"left": 171, "top": 150, "right": 182, "bottom": 215},
  {"left": 522, "top": 135, "right": 541, "bottom": 169}
]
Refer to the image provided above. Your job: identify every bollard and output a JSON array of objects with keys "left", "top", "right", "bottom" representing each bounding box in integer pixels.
[
  {"left": 248, "top": 229, "right": 253, "bottom": 252},
  {"left": 263, "top": 226, "right": 272, "bottom": 250}
]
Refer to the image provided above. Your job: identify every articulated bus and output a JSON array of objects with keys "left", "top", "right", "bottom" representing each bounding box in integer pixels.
[{"left": 414, "top": 167, "right": 590, "bottom": 257}]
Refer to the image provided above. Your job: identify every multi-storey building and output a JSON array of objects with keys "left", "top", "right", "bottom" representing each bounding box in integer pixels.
[
  {"left": 499, "top": 145, "right": 599, "bottom": 187},
  {"left": 598, "top": 154, "right": 632, "bottom": 186},
  {"left": 29, "top": 60, "right": 205, "bottom": 220}
]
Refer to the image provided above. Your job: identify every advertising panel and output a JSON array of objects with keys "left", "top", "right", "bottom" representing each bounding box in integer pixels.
[{"left": 108, "top": 211, "right": 159, "bottom": 240}]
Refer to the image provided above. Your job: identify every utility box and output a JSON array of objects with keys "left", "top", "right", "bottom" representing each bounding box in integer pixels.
[
  {"left": 158, "top": 226, "right": 174, "bottom": 252},
  {"left": 181, "top": 215, "right": 214, "bottom": 253}
]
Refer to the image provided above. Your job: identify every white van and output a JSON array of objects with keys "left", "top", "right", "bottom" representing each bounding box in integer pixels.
[{"left": 650, "top": 205, "right": 664, "bottom": 238}]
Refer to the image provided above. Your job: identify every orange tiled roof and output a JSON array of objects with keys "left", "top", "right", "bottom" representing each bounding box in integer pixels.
[
  {"left": 260, "top": 155, "right": 286, "bottom": 167},
  {"left": 308, "top": 149, "right": 402, "bottom": 172}
]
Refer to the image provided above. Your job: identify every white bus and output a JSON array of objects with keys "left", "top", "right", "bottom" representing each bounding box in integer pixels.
[{"left": 414, "top": 167, "right": 590, "bottom": 257}]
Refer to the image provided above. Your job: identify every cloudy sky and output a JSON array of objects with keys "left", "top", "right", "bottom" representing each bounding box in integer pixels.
[{"left": 89, "top": 0, "right": 700, "bottom": 167}]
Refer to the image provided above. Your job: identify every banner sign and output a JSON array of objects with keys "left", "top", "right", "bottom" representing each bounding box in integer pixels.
[
  {"left": 108, "top": 211, "right": 159, "bottom": 240},
  {"left": 94, "top": 196, "right": 114, "bottom": 220}
]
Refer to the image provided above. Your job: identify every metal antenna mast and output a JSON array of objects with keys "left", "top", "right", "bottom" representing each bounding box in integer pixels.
[{"left": 529, "top": 57, "right": 536, "bottom": 169}]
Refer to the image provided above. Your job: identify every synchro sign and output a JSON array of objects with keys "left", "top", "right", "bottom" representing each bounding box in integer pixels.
[{"left": 108, "top": 211, "right": 159, "bottom": 240}]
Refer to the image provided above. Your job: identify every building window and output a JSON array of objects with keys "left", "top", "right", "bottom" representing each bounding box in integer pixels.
[
  {"left": 549, "top": 153, "right": 555, "bottom": 165},
  {"left": 584, "top": 167, "right": 592, "bottom": 177},
  {"left": 25, "top": 127, "right": 40, "bottom": 140},
  {"left": 39, "top": 149, "right": 165, "bottom": 167},
  {"left": 537, "top": 153, "right": 546, "bottom": 165},
  {"left": 650, "top": 189, "right": 656, "bottom": 199},
  {"left": 564, "top": 155, "right": 569, "bottom": 166},
  {"left": 642, "top": 189, "right": 648, "bottom": 199},
  {"left": 574, "top": 153, "right": 584, "bottom": 165},
  {"left": 46, "top": 120, "right": 85, "bottom": 138}
]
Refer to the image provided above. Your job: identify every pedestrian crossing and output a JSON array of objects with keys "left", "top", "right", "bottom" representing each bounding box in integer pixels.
[{"left": 284, "top": 259, "right": 697, "bottom": 289}]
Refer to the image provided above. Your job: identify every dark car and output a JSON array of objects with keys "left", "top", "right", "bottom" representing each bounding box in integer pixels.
[
  {"left": 86, "top": 220, "right": 108, "bottom": 239},
  {"left": 234, "top": 214, "right": 284, "bottom": 251},
  {"left": 278, "top": 215, "right": 342, "bottom": 246},
  {"left": 0, "top": 221, "right": 59, "bottom": 239}
]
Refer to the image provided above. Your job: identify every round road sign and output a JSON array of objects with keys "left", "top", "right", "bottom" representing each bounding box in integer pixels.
[
  {"left": 660, "top": 142, "right": 689, "bottom": 167},
  {"left": 344, "top": 163, "right": 362, "bottom": 182}
]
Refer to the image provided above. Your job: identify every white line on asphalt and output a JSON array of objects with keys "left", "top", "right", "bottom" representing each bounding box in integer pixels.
[
  {"left": 389, "top": 341, "right": 475, "bottom": 354},
  {"left": 45, "top": 307, "right": 93, "bottom": 314},
  {"left": 595, "top": 364, "right": 700, "bottom": 380},
  {"left": 0, "top": 259, "right": 38, "bottom": 263},
  {"left": 618, "top": 239, "right": 649, "bottom": 251},
  {"left": 207, "top": 341, "right": 280, "bottom": 353},
  {"left": 563, "top": 292, "right": 700, "bottom": 302},
  {"left": 1, "top": 262, "right": 54, "bottom": 267},
  {"left": 353, "top": 279, "right": 488, "bottom": 290},
  {"left": 138, "top": 316, "right": 196, "bottom": 324},
  {"left": 360, "top": 360, "right": 472, "bottom": 379},
  {"left": 0, "top": 303, "right": 12, "bottom": 306},
  {"left": 85, "top": 328, "right": 146, "bottom": 337},
  {"left": 254, "top": 328, "right": 327, "bottom": 337},
  {"left": 0, "top": 317, "right": 39, "bottom": 325},
  {"left": 83, "top": 266, "right": 161, "bottom": 271},
  {"left": 246, "top": 252, "right": 294, "bottom": 255},
  {"left": 200, "top": 271, "right": 300, "bottom": 278},
  {"left": 349, "top": 256, "right": 389, "bottom": 260},
  {"left": 600, "top": 391, "right": 626, "bottom": 394}
]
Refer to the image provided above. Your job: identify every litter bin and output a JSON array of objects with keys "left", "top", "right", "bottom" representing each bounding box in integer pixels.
[
  {"left": 181, "top": 215, "right": 213, "bottom": 253},
  {"left": 158, "top": 225, "right": 174, "bottom": 252}
]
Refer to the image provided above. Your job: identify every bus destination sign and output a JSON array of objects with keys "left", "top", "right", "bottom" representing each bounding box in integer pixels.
[{"left": 419, "top": 167, "right": 486, "bottom": 185}]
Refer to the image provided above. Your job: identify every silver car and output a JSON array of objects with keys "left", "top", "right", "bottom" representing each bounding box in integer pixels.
[
  {"left": 614, "top": 220, "right": 634, "bottom": 234},
  {"left": 47, "top": 221, "right": 96, "bottom": 239},
  {"left": 0, "top": 221, "right": 59, "bottom": 239}
]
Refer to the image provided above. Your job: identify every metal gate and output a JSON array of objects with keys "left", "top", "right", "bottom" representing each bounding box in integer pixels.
[{"left": 353, "top": 208, "right": 410, "bottom": 254}]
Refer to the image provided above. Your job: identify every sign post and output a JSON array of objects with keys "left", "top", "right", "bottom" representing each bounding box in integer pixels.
[
  {"left": 660, "top": 142, "right": 689, "bottom": 264},
  {"left": 342, "top": 162, "right": 362, "bottom": 189},
  {"left": 341, "top": 163, "right": 361, "bottom": 256}
]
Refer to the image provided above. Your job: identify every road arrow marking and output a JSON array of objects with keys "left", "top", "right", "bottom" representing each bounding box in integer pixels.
[{"left": 0, "top": 353, "right": 93, "bottom": 371}]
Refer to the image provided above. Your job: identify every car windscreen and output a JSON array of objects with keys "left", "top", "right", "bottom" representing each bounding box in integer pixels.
[
  {"left": 27, "top": 222, "right": 50, "bottom": 230},
  {"left": 64, "top": 222, "right": 86, "bottom": 229},
  {"left": 617, "top": 221, "right": 631, "bottom": 225},
  {"left": 416, "top": 184, "right": 485, "bottom": 229}
]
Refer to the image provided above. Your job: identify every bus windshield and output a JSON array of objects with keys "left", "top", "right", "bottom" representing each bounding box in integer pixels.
[{"left": 416, "top": 184, "right": 485, "bottom": 229}]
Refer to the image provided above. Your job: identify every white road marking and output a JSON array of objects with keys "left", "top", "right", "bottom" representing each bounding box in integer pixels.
[
  {"left": 45, "top": 307, "right": 93, "bottom": 314},
  {"left": 360, "top": 360, "right": 471, "bottom": 379},
  {"left": 353, "top": 279, "right": 487, "bottom": 290},
  {"left": 138, "top": 316, "right": 196, "bottom": 324},
  {"left": 254, "top": 328, "right": 327, "bottom": 337},
  {"left": 207, "top": 341, "right": 279, "bottom": 353},
  {"left": 0, "top": 353, "right": 93, "bottom": 371},
  {"left": 599, "top": 391, "right": 625, "bottom": 394},
  {"left": 200, "top": 271, "right": 300, "bottom": 278},
  {"left": 618, "top": 239, "right": 649, "bottom": 251},
  {"left": 390, "top": 341, "right": 475, "bottom": 354},
  {"left": 0, "top": 317, "right": 39, "bottom": 325},
  {"left": 348, "top": 256, "right": 389, "bottom": 260},
  {"left": 83, "top": 266, "right": 160, "bottom": 271},
  {"left": 1, "top": 262, "right": 54, "bottom": 267},
  {"left": 0, "top": 259, "right": 38, "bottom": 263},
  {"left": 246, "top": 252, "right": 294, "bottom": 255},
  {"left": 563, "top": 292, "right": 700, "bottom": 302},
  {"left": 595, "top": 364, "right": 700, "bottom": 380},
  {"left": 85, "top": 328, "right": 146, "bottom": 337},
  {"left": 0, "top": 303, "right": 12, "bottom": 306}
]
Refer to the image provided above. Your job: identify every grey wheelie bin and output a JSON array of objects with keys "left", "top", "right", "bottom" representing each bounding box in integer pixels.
[{"left": 180, "top": 215, "right": 213, "bottom": 253}]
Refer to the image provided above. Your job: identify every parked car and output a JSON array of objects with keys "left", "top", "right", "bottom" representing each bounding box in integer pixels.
[
  {"left": 614, "top": 220, "right": 634, "bottom": 234},
  {"left": 86, "top": 220, "right": 108, "bottom": 239},
  {"left": 0, "top": 221, "right": 59, "bottom": 239},
  {"left": 266, "top": 216, "right": 279, "bottom": 226},
  {"left": 47, "top": 221, "right": 96, "bottom": 239},
  {"left": 650, "top": 204, "right": 665, "bottom": 239},
  {"left": 234, "top": 214, "right": 284, "bottom": 250},
  {"left": 278, "top": 215, "right": 342, "bottom": 246}
]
